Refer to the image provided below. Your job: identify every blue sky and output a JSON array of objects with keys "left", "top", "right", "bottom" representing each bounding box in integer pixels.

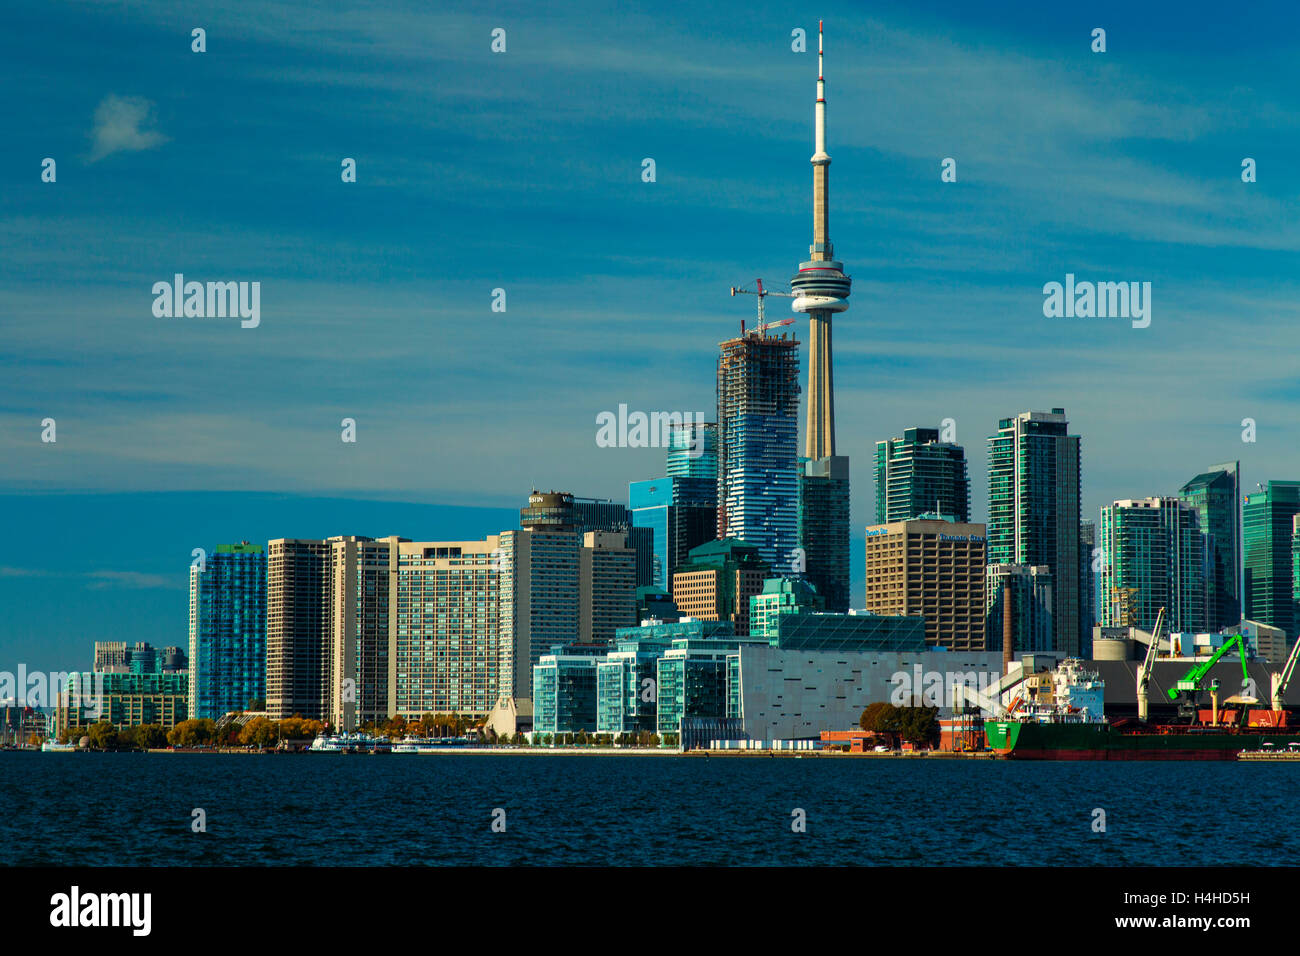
[{"left": 3, "top": 0, "right": 1299, "bottom": 671}]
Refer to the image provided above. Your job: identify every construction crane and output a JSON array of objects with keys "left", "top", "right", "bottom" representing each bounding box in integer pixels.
[
  {"left": 730, "top": 279, "right": 796, "bottom": 335},
  {"left": 1135, "top": 606, "right": 1165, "bottom": 722}
]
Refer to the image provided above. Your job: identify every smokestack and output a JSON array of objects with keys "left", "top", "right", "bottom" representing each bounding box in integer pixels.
[{"left": 1002, "top": 581, "right": 1014, "bottom": 676}]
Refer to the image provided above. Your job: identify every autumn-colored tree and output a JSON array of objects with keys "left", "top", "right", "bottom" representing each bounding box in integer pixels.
[
  {"left": 135, "top": 724, "right": 168, "bottom": 749},
  {"left": 87, "top": 721, "right": 119, "bottom": 750}
]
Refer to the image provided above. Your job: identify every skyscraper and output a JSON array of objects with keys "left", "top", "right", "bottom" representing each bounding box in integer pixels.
[
  {"left": 188, "top": 542, "right": 267, "bottom": 720},
  {"left": 393, "top": 536, "right": 504, "bottom": 721},
  {"left": 1243, "top": 480, "right": 1300, "bottom": 640},
  {"left": 1179, "top": 462, "right": 1241, "bottom": 630},
  {"left": 328, "top": 535, "right": 402, "bottom": 731},
  {"left": 862, "top": 518, "right": 988, "bottom": 651},
  {"left": 716, "top": 330, "right": 800, "bottom": 572},
  {"left": 522, "top": 489, "right": 654, "bottom": 588},
  {"left": 266, "top": 538, "right": 331, "bottom": 721},
  {"left": 666, "top": 421, "right": 718, "bottom": 479},
  {"left": 1099, "top": 497, "right": 1207, "bottom": 634},
  {"left": 631, "top": 422, "right": 718, "bottom": 589},
  {"left": 874, "top": 426, "right": 970, "bottom": 524},
  {"left": 791, "top": 22, "right": 852, "bottom": 614},
  {"left": 987, "top": 409, "right": 1083, "bottom": 654}
]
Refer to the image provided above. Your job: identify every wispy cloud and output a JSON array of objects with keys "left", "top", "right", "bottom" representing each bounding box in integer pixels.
[
  {"left": 88, "top": 94, "right": 168, "bottom": 162},
  {"left": 84, "top": 570, "right": 180, "bottom": 590}
]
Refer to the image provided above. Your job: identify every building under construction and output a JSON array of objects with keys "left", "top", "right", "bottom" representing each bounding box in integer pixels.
[{"left": 716, "top": 328, "right": 800, "bottom": 572}]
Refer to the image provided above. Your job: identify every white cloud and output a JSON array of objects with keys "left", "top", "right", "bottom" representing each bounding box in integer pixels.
[{"left": 88, "top": 94, "right": 168, "bottom": 162}]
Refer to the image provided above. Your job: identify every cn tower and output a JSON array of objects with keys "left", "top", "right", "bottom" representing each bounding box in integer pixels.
[
  {"left": 791, "top": 21, "right": 851, "bottom": 613},
  {"left": 790, "top": 20, "right": 851, "bottom": 460}
]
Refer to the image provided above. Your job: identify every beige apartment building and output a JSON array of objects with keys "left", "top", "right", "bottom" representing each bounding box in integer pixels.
[{"left": 863, "top": 519, "right": 988, "bottom": 652}]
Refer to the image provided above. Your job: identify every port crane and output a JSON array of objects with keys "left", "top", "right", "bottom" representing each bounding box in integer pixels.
[
  {"left": 1270, "top": 636, "right": 1300, "bottom": 710},
  {"left": 1135, "top": 607, "right": 1165, "bottom": 722},
  {"left": 730, "top": 279, "right": 796, "bottom": 336},
  {"left": 1165, "top": 633, "right": 1252, "bottom": 723}
]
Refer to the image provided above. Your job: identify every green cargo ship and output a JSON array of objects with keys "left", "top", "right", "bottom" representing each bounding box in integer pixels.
[{"left": 984, "top": 719, "right": 1300, "bottom": 760}]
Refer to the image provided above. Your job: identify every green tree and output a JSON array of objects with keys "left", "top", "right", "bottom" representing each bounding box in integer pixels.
[
  {"left": 860, "top": 702, "right": 899, "bottom": 733},
  {"left": 136, "top": 724, "right": 167, "bottom": 749},
  {"left": 896, "top": 705, "right": 940, "bottom": 749},
  {"left": 87, "top": 721, "right": 119, "bottom": 750}
]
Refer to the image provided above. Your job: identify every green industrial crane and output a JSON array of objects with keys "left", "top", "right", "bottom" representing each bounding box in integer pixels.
[{"left": 1165, "top": 634, "right": 1251, "bottom": 720}]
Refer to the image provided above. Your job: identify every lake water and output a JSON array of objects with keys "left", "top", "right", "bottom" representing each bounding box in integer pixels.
[{"left": 2, "top": 752, "right": 1296, "bottom": 866}]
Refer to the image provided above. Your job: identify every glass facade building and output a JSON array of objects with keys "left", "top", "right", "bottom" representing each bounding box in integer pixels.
[
  {"left": 874, "top": 426, "right": 970, "bottom": 524},
  {"left": 797, "top": 456, "right": 851, "bottom": 612},
  {"left": 987, "top": 409, "right": 1083, "bottom": 655},
  {"left": 749, "top": 577, "right": 824, "bottom": 640},
  {"left": 532, "top": 645, "right": 605, "bottom": 735},
  {"left": 1099, "top": 497, "right": 1207, "bottom": 633},
  {"left": 629, "top": 476, "right": 717, "bottom": 590},
  {"left": 188, "top": 543, "right": 267, "bottom": 720},
  {"left": 1243, "top": 481, "right": 1300, "bottom": 640},
  {"left": 1179, "top": 463, "right": 1242, "bottom": 631},
  {"left": 716, "top": 331, "right": 800, "bottom": 572}
]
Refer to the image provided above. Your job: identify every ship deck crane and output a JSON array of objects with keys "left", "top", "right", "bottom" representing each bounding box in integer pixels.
[
  {"left": 1136, "top": 607, "right": 1165, "bottom": 722},
  {"left": 730, "top": 279, "right": 796, "bottom": 336}
]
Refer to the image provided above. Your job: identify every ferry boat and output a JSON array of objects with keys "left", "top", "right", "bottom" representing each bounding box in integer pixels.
[{"left": 309, "top": 733, "right": 391, "bottom": 754}]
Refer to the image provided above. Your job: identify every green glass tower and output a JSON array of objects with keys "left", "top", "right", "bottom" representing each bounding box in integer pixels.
[
  {"left": 1178, "top": 462, "right": 1241, "bottom": 630},
  {"left": 1099, "top": 497, "right": 1207, "bottom": 633},
  {"left": 1243, "top": 480, "right": 1300, "bottom": 640},
  {"left": 796, "top": 456, "right": 850, "bottom": 612},
  {"left": 987, "top": 409, "right": 1083, "bottom": 655},
  {"left": 874, "top": 426, "right": 970, "bottom": 524}
]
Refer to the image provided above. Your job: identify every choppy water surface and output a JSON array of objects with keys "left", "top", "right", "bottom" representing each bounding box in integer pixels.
[{"left": 2, "top": 752, "right": 1296, "bottom": 866}]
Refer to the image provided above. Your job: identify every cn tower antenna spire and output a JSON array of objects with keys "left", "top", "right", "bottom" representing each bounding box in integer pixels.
[{"left": 815, "top": 20, "right": 826, "bottom": 163}]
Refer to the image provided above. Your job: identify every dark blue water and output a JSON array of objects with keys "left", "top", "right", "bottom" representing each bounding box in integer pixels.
[{"left": 2, "top": 752, "right": 1296, "bottom": 866}]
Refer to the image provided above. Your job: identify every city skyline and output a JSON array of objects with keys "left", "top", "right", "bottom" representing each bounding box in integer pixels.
[{"left": 5, "top": 1, "right": 1300, "bottom": 671}]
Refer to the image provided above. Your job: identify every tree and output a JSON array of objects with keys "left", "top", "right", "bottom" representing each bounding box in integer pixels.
[
  {"left": 860, "top": 702, "right": 899, "bottom": 733},
  {"left": 87, "top": 721, "right": 119, "bottom": 750},
  {"left": 897, "top": 706, "right": 940, "bottom": 749},
  {"left": 136, "top": 724, "right": 167, "bottom": 749},
  {"left": 239, "top": 717, "right": 277, "bottom": 749},
  {"left": 167, "top": 718, "right": 216, "bottom": 748},
  {"left": 246, "top": 698, "right": 266, "bottom": 711}
]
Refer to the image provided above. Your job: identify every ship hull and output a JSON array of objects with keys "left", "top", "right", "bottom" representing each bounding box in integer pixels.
[{"left": 984, "top": 720, "right": 1300, "bottom": 761}]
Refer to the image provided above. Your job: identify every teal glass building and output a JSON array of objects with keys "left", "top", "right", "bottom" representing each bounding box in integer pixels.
[
  {"left": 1179, "top": 463, "right": 1241, "bottom": 631},
  {"left": 1244, "top": 481, "right": 1300, "bottom": 640},
  {"left": 875, "top": 426, "right": 970, "bottom": 524},
  {"left": 188, "top": 543, "right": 267, "bottom": 720}
]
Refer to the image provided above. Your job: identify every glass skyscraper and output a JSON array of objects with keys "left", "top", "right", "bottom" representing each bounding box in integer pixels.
[
  {"left": 874, "top": 426, "right": 970, "bottom": 524},
  {"left": 630, "top": 423, "right": 719, "bottom": 590},
  {"left": 1099, "top": 497, "right": 1207, "bottom": 633},
  {"left": 987, "top": 409, "right": 1083, "bottom": 655},
  {"left": 716, "top": 330, "right": 800, "bottom": 573},
  {"left": 1243, "top": 480, "right": 1300, "bottom": 640},
  {"left": 1179, "top": 462, "right": 1241, "bottom": 630},
  {"left": 188, "top": 543, "right": 267, "bottom": 720},
  {"left": 797, "top": 456, "right": 850, "bottom": 612}
]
